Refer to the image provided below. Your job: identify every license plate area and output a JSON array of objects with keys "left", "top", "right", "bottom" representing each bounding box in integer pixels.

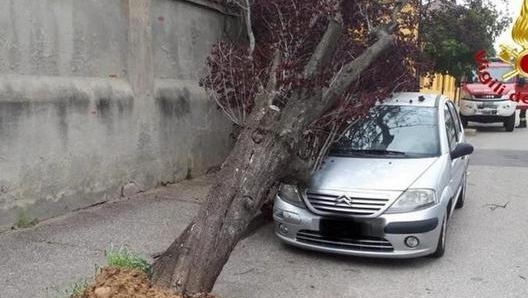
[
  {"left": 477, "top": 103, "right": 498, "bottom": 109},
  {"left": 319, "top": 218, "right": 384, "bottom": 238},
  {"left": 477, "top": 109, "right": 498, "bottom": 115}
]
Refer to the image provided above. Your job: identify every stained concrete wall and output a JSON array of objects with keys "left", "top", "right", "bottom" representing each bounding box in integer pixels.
[{"left": 0, "top": 0, "right": 239, "bottom": 227}]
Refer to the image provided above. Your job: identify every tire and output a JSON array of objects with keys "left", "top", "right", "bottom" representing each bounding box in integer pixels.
[
  {"left": 431, "top": 213, "right": 447, "bottom": 258},
  {"left": 460, "top": 114, "right": 469, "bottom": 128},
  {"left": 455, "top": 175, "right": 466, "bottom": 209},
  {"left": 504, "top": 114, "right": 515, "bottom": 132}
]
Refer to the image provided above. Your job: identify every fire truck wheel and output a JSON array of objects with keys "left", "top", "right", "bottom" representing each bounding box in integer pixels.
[
  {"left": 504, "top": 114, "right": 515, "bottom": 132},
  {"left": 460, "top": 114, "right": 468, "bottom": 128}
]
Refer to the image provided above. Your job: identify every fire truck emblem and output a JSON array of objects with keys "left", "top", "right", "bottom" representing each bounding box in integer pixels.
[{"left": 498, "top": 0, "right": 528, "bottom": 80}]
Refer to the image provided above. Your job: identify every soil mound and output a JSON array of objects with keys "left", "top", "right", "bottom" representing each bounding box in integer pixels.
[{"left": 75, "top": 267, "right": 215, "bottom": 298}]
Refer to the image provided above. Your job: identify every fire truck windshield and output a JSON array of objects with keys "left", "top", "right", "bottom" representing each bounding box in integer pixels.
[{"left": 472, "top": 66, "right": 515, "bottom": 84}]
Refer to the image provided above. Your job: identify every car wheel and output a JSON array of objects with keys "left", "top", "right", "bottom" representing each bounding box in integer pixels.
[
  {"left": 455, "top": 175, "right": 466, "bottom": 209},
  {"left": 431, "top": 213, "right": 447, "bottom": 258},
  {"left": 460, "top": 114, "right": 468, "bottom": 128},
  {"left": 504, "top": 114, "right": 515, "bottom": 132}
]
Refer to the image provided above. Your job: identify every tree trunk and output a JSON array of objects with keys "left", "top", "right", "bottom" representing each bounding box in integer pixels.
[
  {"left": 152, "top": 107, "right": 295, "bottom": 294},
  {"left": 152, "top": 4, "right": 401, "bottom": 293}
]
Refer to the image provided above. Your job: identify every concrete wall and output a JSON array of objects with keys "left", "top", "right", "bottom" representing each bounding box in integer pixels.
[{"left": 0, "top": 0, "right": 239, "bottom": 227}]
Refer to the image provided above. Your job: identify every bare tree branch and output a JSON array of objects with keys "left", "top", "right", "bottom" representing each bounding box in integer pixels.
[
  {"left": 253, "top": 49, "right": 282, "bottom": 111},
  {"left": 304, "top": 14, "right": 343, "bottom": 76},
  {"left": 244, "top": 0, "right": 256, "bottom": 55},
  {"left": 323, "top": 30, "right": 395, "bottom": 104},
  {"left": 323, "top": 0, "right": 411, "bottom": 104},
  {"left": 358, "top": 3, "right": 373, "bottom": 32},
  {"left": 229, "top": 0, "right": 256, "bottom": 55},
  {"left": 267, "top": 50, "right": 281, "bottom": 92}
]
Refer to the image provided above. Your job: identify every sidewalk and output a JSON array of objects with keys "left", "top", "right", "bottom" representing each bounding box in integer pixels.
[{"left": 0, "top": 176, "right": 214, "bottom": 298}]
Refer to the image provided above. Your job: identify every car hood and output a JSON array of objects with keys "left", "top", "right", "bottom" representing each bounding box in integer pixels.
[
  {"left": 464, "top": 83, "right": 513, "bottom": 96},
  {"left": 309, "top": 156, "right": 438, "bottom": 191}
]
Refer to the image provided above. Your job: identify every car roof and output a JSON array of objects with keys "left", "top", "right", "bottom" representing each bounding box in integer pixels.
[{"left": 378, "top": 92, "right": 442, "bottom": 108}]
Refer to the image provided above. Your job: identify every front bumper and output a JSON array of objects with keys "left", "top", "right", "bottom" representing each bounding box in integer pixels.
[
  {"left": 273, "top": 196, "right": 444, "bottom": 258},
  {"left": 459, "top": 99, "right": 516, "bottom": 120}
]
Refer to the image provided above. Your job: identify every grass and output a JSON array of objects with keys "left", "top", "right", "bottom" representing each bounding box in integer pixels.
[
  {"left": 68, "top": 280, "right": 88, "bottom": 297},
  {"left": 49, "top": 245, "right": 151, "bottom": 298},
  {"left": 105, "top": 244, "right": 152, "bottom": 276},
  {"left": 47, "top": 279, "right": 89, "bottom": 298},
  {"left": 14, "top": 213, "right": 38, "bottom": 229}
]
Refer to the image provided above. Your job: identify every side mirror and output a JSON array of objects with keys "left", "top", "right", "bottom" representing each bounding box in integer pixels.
[
  {"left": 518, "top": 77, "right": 526, "bottom": 87},
  {"left": 451, "top": 143, "right": 474, "bottom": 160}
]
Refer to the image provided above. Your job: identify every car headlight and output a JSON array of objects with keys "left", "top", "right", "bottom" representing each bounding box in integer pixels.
[
  {"left": 460, "top": 90, "right": 474, "bottom": 100},
  {"left": 385, "top": 189, "right": 437, "bottom": 213},
  {"left": 278, "top": 184, "right": 305, "bottom": 207},
  {"left": 501, "top": 99, "right": 517, "bottom": 109},
  {"left": 463, "top": 102, "right": 475, "bottom": 109}
]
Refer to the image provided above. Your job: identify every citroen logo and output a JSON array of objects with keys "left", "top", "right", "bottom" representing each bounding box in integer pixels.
[{"left": 336, "top": 195, "right": 353, "bottom": 206}]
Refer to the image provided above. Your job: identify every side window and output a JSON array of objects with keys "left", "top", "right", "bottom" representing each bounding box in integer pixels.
[
  {"left": 444, "top": 104, "right": 457, "bottom": 151},
  {"left": 447, "top": 101, "right": 462, "bottom": 138}
]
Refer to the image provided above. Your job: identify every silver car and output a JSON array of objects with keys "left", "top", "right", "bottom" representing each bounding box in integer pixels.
[{"left": 274, "top": 92, "right": 473, "bottom": 258}]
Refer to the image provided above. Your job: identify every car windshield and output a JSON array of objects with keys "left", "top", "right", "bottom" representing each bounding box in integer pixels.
[{"left": 329, "top": 105, "right": 440, "bottom": 158}]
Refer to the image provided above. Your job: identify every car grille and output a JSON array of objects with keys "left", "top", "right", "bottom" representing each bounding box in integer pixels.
[
  {"left": 296, "top": 230, "right": 393, "bottom": 252},
  {"left": 474, "top": 94, "right": 501, "bottom": 99},
  {"left": 306, "top": 192, "right": 389, "bottom": 216}
]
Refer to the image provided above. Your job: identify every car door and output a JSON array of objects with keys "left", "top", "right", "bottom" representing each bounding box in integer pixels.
[
  {"left": 444, "top": 103, "right": 465, "bottom": 201},
  {"left": 447, "top": 100, "right": 470, "bottom": 170},
  {"left": 447, "top": 101, "right": 463, "bottom": 141}
]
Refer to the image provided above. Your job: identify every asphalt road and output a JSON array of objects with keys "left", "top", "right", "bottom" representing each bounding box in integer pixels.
[{"left": 213, "top": 123, "right": 528, "bottom": 298}]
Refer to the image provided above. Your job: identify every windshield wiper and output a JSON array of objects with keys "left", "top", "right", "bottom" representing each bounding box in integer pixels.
[{"left": 346, "top": 149, "right": 407, "bottom": 156}]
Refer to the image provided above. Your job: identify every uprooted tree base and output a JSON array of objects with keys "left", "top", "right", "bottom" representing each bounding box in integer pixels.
[{"left": 74, "top": 267, "right": 216, "bottom": 298}]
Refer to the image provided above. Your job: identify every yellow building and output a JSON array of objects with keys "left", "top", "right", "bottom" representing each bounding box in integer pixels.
[{"left": 419, "top": 73, "right": 458, "bottom": 101}]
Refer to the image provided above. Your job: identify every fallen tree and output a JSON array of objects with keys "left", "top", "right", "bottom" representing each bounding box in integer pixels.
[{"left": 152, "top": 0, "right": 423, "bottom": 295}]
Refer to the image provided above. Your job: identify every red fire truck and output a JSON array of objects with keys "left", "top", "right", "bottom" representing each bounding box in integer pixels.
[{"left": 459, "top": 58, "right": 528, "bottom": 131}]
